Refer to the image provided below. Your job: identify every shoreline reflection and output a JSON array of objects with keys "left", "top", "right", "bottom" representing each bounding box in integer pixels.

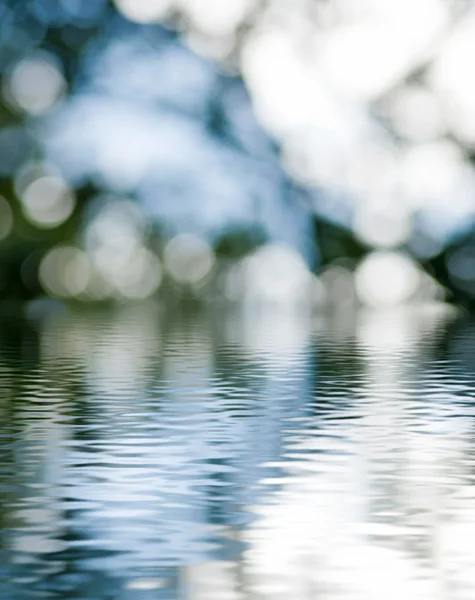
[{"left": 2, "top": 302, "right": 474, "bottom": 599}]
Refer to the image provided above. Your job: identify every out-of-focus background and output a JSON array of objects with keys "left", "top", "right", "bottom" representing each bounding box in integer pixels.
[
  {"left": 2, "top": 0, "right": 475, "bottom": 310},
  {"left": 6, "top": 5, "right": 475, "bottom": 599}
]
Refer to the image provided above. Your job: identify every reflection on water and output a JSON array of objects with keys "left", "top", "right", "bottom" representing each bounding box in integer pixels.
[{"left": 1, "top": 302, "right": 475, "bottom": 599}]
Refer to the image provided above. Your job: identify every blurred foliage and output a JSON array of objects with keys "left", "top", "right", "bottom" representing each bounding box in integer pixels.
[
  {"left": 312, "top": 218, "right": 368, "bottom": 267},
  {"left": 214, "top": 225, "right": 268, "bottom": 260},
  {"left": 0, "top": 0, "right": 474, "bottom": 307}
]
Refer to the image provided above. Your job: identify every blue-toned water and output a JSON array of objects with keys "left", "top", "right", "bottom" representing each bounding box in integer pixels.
[{"left": 1, "top": 303, "right": 475, "bottom": 599}]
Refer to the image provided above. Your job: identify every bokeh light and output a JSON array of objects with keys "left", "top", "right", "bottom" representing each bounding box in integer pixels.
[
  {"left": 20, "top": 175, "right": 76, "bottom": 229},
  {"left": 180, "top": 0, "right": 253, "bottom": 36},
  {"left": 4, "top": 54, "right": 65, "bottom": 115},
  {"left": 355, "top": 251, "right": 421, "bottom": 308},
  {"left": 39, "top": 247, "right": 90, "bottom": 298},
  {"left": 94, "top": 246, "right": 162, "bottom": 300},
  {"left": 319, "top": 265, "right": 355, "bottom": 310},
  {"left": 84, "top": 199, "right": 161, "bottom": 300},
  {"left": 15, "top": 161, "right": 54, "bottom": 199},
  {"left": 164, "top": 233, "right": 215, "bottom": 286},
  {"left": 399, "top": 141, "right": 472, "bottom": 211},
  {"left": 240, "top": 243, "right": 312, "bottom": 304},
  {"left": 430, "top": 12, "right": 475, "bottom": 145},
  {"left": 315, "top": 0, "right": 448, "bottom": 102},
  {"left": 1, "top": 0, "right": 475, "bottom": 308},
  {"left": 398, "top": 141, "right": 475, "bottom": 243},
  {"left": 384, "top": 85, "right": 445, "bottom": 143},
  {"left": 353, "top": 202, "right": 412, "bottom": 248},
  {"left": 113, "top": 0, "right": 172, "bottom": 24},
  {"left": 85, "top": 199, "right": 147, "bottom": 255}
]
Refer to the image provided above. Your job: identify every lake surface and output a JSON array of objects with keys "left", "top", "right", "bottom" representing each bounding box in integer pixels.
[{"left": 1, "top": 302, "right": 475, "bottom": 599}]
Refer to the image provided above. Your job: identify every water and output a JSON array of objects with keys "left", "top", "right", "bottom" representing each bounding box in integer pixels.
[{"left": 1, "top": 302, "right": 475, "bottom": 599}]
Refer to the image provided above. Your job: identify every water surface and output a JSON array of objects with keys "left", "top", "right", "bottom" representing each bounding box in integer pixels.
[{"left": 1, "top": 303, "right": 475, "bottom": 599}]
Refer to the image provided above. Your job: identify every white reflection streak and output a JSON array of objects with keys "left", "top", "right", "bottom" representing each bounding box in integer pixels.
[
  {"left": 12, "top": 306, "right": 475, "bottom": 596},
  {"left": 244, "top": 308, "right": 475, "bottom": 599}
]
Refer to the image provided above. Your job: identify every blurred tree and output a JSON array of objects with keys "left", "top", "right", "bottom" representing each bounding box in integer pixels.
[{"left": 0, "top": 0, "right": 475, "bottom": 307}]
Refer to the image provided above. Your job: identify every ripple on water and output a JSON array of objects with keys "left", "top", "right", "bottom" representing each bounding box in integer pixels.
[{"left": 1, "top": 305, "right": 475, "bottom": 599}]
